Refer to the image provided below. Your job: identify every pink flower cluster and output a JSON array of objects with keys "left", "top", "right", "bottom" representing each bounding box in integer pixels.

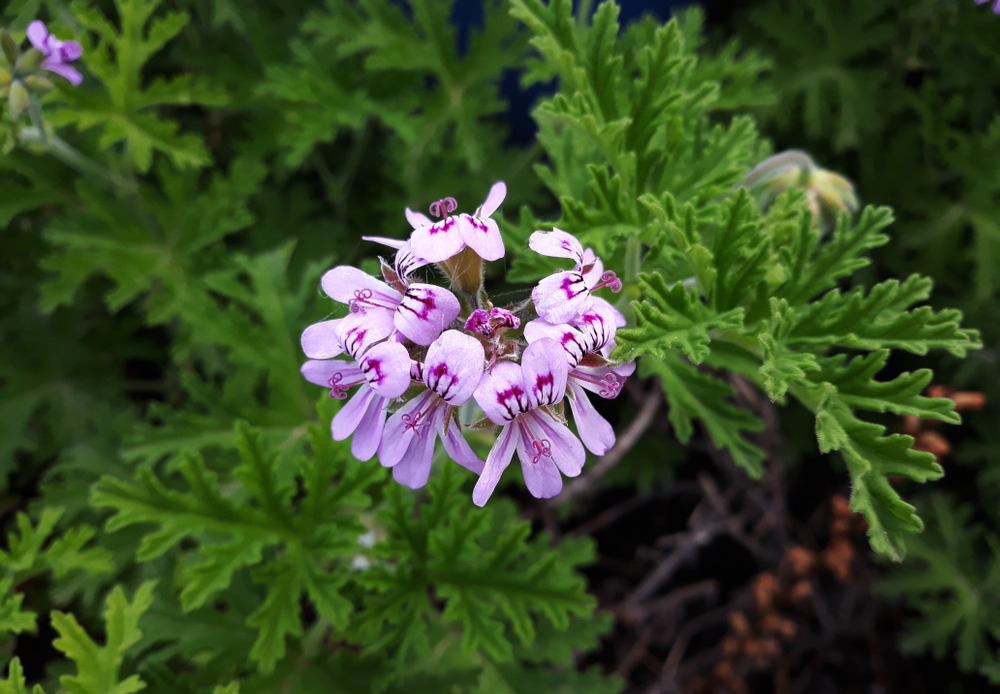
[{"left": 300, "top": 183, "right": 635, "bottom": 505}]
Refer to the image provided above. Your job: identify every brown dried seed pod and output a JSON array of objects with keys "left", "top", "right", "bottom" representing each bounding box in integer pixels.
[
  {"left": 951, "top": 391, "right": 986, "bottom": 411},
  {"left": 914, "top": 430, "right": 950, "bottom": 458},
  {"left": 753, "top": 573, "right": 778, "bottom": 612},
  {"left": 791, "top": 579, "right": 812, "bottom": 603},
  {"left": 823, "top": 537, "right": 854, "bottom": 582},
  {"left": 784, "top": 545, "right": 816, "bottom": 578},
  {"left": 728, "top": 611, "right": 750, "bottom": 637}
]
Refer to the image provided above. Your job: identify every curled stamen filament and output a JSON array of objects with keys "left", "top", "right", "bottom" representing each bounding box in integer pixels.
[
  {"left": 349, "top": 288, "right": 396, "bottom": 313},
  {"left": 524, "top": 423, "right": 553, "bottom": 464},
  {"left": 593, "top": 270, "right": 623, "bottom": 293},
  {"left": 429, "top": 197, "right": 458, "bottom": 218},
  {"left": 402, "top": 406, "right": 435, "bottom": 437},
  {"left": 327, "top": 373, "right": 349, "bottom": 400}
]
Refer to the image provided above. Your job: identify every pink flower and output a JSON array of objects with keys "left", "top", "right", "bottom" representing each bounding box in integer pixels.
[
  {"left": 407, "top": 182, "right": 507, "bottom": 263},
  {"left": 378, "top": 330, "right": 486, "bottom": 488},
  {"left": 320, "top": 265, "right": 460, "bottom": 346},
  {"left": 26, "top": 21, "right": 83, "bottom": 85},
  {"left": 529, "top": 229, "right": 622, "bottom": 323},
  {"left": 524, "top": 302, "right": 635, "bottom": 455},
  {"left": 976, "top": 0, "right": 1000, "bottom": 13},
  {"left": 472, "top": 338, "right": 585, "bottom": 505},
  {"left": 301, "top": 338, "right": 411, "bottom": 461}
]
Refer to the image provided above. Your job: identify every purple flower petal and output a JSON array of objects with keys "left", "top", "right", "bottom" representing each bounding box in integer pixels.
[
  {"left": 360, "top": 341, "right": 411, "bottom": 398},
  {"left": 567, "top": 380, "right": 616, "bottom": 456},
  {"left": 423, "top": 329, "right": 485, "bottom": 405},
  {"left": 321, "top": 266, "right": 402, "bottom": 308},
  {"left": 515, "top": 420, "right": 564, "bottom": 499},
  {"left": 532, "top": 271, "right": 593, "bottom": 324},
  {"left": 332, "top": 386, "right": 378, "bottom": 442},
  {"left": 592, "top": 296, "right": 627, "bottom": 327},
  {"left": 43, "top": 62, "right": 83, "bottom": 86},
  {"left": 390, "top": 405, "right": 440, "bottom": 489},
  {"left": 378, "top": 390, "right": 435, "bottom": 467},
  {"left": 410, "top": 215, "right": 465, "bottom": 263},
  {"left": 300, "top": 359, "right": 363, "bottom": 388},
  {"left": 26, "top": 21, "right": 48, "bottom": 51},
  {"left": 571, "top": 365, "right": 626, "bottom": 399},
  {"left": 301, "top": 319, "right": 343, "bottom": 359},
  {"left": 474, "top": 360, "right": 528, "bottom": 425},
  {"left": 405, "top": 207, "right": 433, "bottom": 230},
  {"left": 350, "top": 392, "right": 388, "bottom": 461},
  {"left": 572, "top": 301, "right": 617, "bottom": 353},
  {"left": 531, "top": 409, "right": 585, "bottom": 478},
  {"left": 473, "top": 423, "right": 517, "bottom": 506},
  {"left": 362, "top": 235, "right": 406, "bottom": 249},
  {"left": 58, "top": 40, "right": 82, "bottom": 62},
  {"left": 439, "top": 415, "right": 484, "bottom": 474},
  {"left": 521, "top": 338, "right": 568, "bottom": 408},
  {"left": 477, "top": 181, "right": 506, "bottom": 218},
  {"left": 394, "top": 240, "right": 428, "bottom": 278},
  {"left": 393, "top": 283, "right": 460, "bottom": 345},
  {"left": 528, "top": 229, "right": 585, "bottom": 265},
  {"left": 458, "top": 214, "right": 505, "bottom": 261}
]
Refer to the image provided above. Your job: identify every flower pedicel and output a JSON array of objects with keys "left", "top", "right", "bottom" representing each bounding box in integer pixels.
[{"left": 301, "top": 183, "right": 635, "bottom": 504}]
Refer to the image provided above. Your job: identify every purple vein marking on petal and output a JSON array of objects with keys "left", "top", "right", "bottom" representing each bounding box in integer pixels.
[
  {"left": 534, "top": 372, "right": 555, "bottom": 404},
  {"left": 361, "top": 357, "right": 385, "bottom": 387},
  {"left": 429, "top": 217, "right": 457, "bottom": 236},
  {"left": 428, "top": 362, "right": 457, "bottom": 400},
  {"left": 560, "top": 273, "right": 588, "bottom": 300},
  {"left": 496, "top": 385, "right": 527, "bottom": 420},
  {"left": 400, "top": 287, "right": 437, "bottom": 321}
]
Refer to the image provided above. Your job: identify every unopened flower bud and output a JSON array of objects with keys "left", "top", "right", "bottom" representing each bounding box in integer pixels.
[
  {"left": 0, "top": 32, "right": 17, "bottom": 66},
  {"left": 8, "top": 81, "right": 29, "bottom": 117},
  {"left": 742, "top": 150, "right": 858, "bottom": 230},
  {"left": 15, "top": 47, "right": 44, "bottom": 73},
  {"left": 0, "top": 66, "right": 11, "bottom": 88}
]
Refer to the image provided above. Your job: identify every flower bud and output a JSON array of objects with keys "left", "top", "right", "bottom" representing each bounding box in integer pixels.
[
  {"left": 24, "top": 74, "right": 52, "bottom": 93},
  {"left": 8, "top": 80, "right": 30, "bottom": 117},
  {"left": 0, "top": 32, "right": 17, "bottom": 66},
  {"left": 742, "top": 150, "right": 858, "bottom": 229},
  {"left": 15, "top": 47, "right": 44, "bottom": 73},
  {"left": 0, "top": 66, "right": 11, "bottom": 88}
]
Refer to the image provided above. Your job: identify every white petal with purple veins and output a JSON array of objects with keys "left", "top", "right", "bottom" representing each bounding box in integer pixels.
[
  {"left": 362, "top": 235, "right": 406, "bottom": 250},
  {"left": 335, "top": 310, "right": 395, "bottom": 359},
  {"left": 394, "top": 283, "right": 461, "bottom": 345},
  {"left": 523, "top": 319, "right": 587, "bottom": 367},
  {"left": 521, "top": 338, "right": 569, "bottom": 409},
  {"left": 567, "top": 380, "right": 615, "bottom": 456},
  {"left": 474, "top": 360, "right": 529, "bottom": 425},
  {"left": 473, "top": 424, "right": 517, "bottom": 506},
  {"left": 477, "top": 181, "right": 507, "bottom": 218},
  {"left": 394, "top": 240, "right": 428, "bottom": 278},
  {"left": 360, "top": 341, "right": 411, "bottom": 398},
  {"left": 515, "top": 415, "right": 564, "bottom": 499},
  {"left": 528, "top": 229, "right": 585, "bottom": 265},
  {"left": 572, "top": 301, "right": 617, "bottom": 353},
  {"left": 390, "top": 405, "right": 440, "bottom": 489},
  {"left": 532, "top": 271, "right": 593, "bottom": 324},
  {"left": 424, "top": 330, "right": 485, "bottom": 405},
  {"left": 301, "top": 319, "right": 344, "bottom": 359},
  {"left": 459, "top": 214, "right": 505, "bottom": 261},
  {"left": 410, "top": 216, "right": 465, "bottom": 263}
]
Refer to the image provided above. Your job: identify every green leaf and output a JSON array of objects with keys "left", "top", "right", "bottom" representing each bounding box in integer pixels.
[
  {"left": 758, "top": 298, "right": 819, "bottom": 400},
  {"left": 813, "top": 398, "right": 942, "bottom": 560},
  {"left": 640, "top": 353, "right": 765, "bottom": 477},
  {"left": 54, "top": 0, "right": 226, "bottom": 171},
  {"left": 0, "top": 579, "right": 36, "bottom": 634},
  {"left": 615, "top": 272, "right": 744, "bottom": 364},
  {"left": 52, "top": 582, "right": 156, "bottom": 694},
  {"left": 0, "top": 658, "right": 44, "bottom": 694}
]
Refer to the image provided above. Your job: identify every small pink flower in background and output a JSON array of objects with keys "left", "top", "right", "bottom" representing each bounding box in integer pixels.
[
  {"left": 976, "top": 0, "right": 1000, "bottom": 13},
  {"left": 27, "top": 20, "right": 83, "bottom": 85},
  {"left": 408, "top": 181, "right": 507, "bottom": 262},
  {"left": 472, "top": 338, "right": 585, "bottom": 505},
  {"left": 379, "top": 330, "right": 486, "bottom": 489},
  {"left": 529, "top": 229, "right": 622, "bottom": 324}
]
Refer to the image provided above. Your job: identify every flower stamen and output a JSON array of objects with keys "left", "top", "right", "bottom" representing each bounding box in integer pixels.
[
  {"left": 429, "top": 197, "right": 458, "bottom": 219},
  {"left": 592, "top": 270, "right": 623, "bottom": 293}
]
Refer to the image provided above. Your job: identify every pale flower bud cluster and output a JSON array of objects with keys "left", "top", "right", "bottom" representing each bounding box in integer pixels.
[{"left": 300, "top": 183, "right": 635, "bottom": 504}]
